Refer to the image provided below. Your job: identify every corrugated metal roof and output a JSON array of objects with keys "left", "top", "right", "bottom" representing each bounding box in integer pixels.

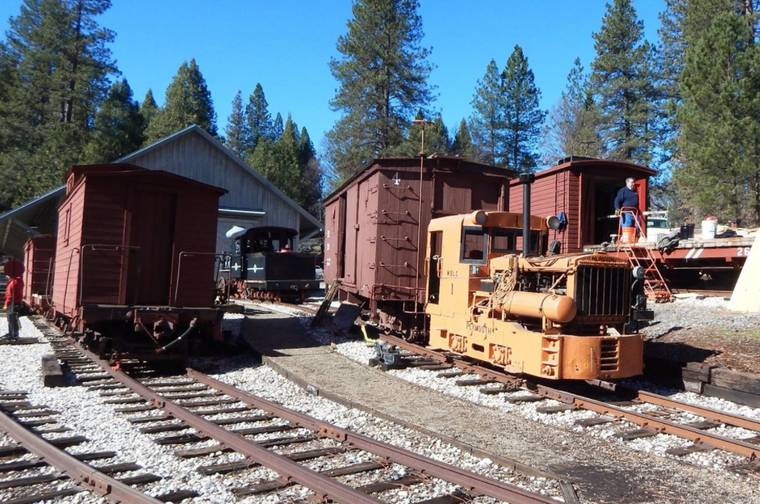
[{"left": 116, "top": 124, "right": 321, "bottom": 232}]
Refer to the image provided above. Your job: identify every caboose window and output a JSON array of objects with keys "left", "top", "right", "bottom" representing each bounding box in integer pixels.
[{"left": 461, "top": 227, "right": 486, "bottom": 264}]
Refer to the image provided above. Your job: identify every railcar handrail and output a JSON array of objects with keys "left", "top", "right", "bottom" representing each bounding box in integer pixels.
[
  {"left": 174, "top": 251, "right": 231, "bottom": 306},
  {"left": 78, "top": 244, "right": 141, "bottom": 307}
]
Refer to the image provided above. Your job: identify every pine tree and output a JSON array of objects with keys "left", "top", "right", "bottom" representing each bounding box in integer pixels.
[
  {"left": 393, "top": 111, "right": 449, "bottom": 156},
  {"left": 0, "top": 0, "right": 117, "bottom": 208},
  {"left": 145, "top": 59, "right": 217, "bottom": 142},
  {"left": 225, "top": 90, "right": 250, "bottom": 156},
  {"left": 451, "top": 119, "right": 477, "bottom": 161},
  {"left": 298, "top": 127, "right": 323, "bottom": 216},
  {"left": 271, "top": 112, "right": 284, "bottom": 140},
  {"left": 247, "top": 115, "right": 302, "bottom": 203},
  {"left": 245, "top": 83, "right": 272, "bottom": 151},
  {"left": 591, "top": 0, "right": 657, "bottom": 164},
  {"left": 469, "top": 60, "right": 503, "bottom": 166},
  {"left": 656, "top": 0, "right": 688, "bottom": 164},
  {"left": 674, "top": 7, "right": 760, "bottom": 224},
  {"left": 501, "top": 45, "right": 545, "bottom": 172},
  {"left": 543, "top": 58, "right": 602, "bottom": 163},
  {"left": 326, "top": 0, "right": 434, "bottom": 179},
  {"left": 140, "top": 89, "right": 158, "bottom": 133},
  {"left": 84, "top": 79, "right": 144, "bottom": 163}
]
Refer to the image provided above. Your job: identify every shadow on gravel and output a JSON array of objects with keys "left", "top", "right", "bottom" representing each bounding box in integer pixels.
[
  {"left": 549, "top": 463, "right": 654, "bottom": 503},
  {"left": 644, "top": 341, "right": 718, "bottom": 388},
  {"left": 241, "top": 316, "right": 323, "bottom": 357}
]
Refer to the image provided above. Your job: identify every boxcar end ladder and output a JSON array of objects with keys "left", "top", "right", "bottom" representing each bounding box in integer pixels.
[{"left": 616, "top": 208, "right": 672, "bottom": 303}]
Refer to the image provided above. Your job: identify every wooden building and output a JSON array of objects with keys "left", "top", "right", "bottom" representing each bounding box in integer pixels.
[
  {"left": 508, "top": 157, "right": 656, "bottom": 253},
  {"left": 0, "top": 125, "right": 321, "bottom": 259}
]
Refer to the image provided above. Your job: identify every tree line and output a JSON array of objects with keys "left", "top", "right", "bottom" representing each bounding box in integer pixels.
[
  {"left": 0, "top": 0, "right": 322, "bottom": 217},
  {"left": 2, "top": 0, "right": 759, "bottom": 226},
  {"left": 327, "top": 0, "right": 760, "bottom": 226}
]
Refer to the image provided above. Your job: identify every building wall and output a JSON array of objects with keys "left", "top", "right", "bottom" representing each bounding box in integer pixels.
[{"left": 125, "top": 132, "right": 301, "bottom": 250}]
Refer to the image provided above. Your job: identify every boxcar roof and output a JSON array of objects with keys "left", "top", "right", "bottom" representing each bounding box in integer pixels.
[
  {"left": 509, "top": 157, "right": 656, "bottom": 186},
  {"left": 64, "top": 163, "right": 227, "bottom": 197},
  {"left": 325, "top": 155, "right": 514, "bottom": 203}
]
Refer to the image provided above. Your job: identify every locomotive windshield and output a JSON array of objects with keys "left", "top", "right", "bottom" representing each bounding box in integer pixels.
[
  {"left": 461, "top": 227, "right": 543, "bottom": 260},
  {"left": 238, "top": 227, "right": 297, "bottom": 254}
]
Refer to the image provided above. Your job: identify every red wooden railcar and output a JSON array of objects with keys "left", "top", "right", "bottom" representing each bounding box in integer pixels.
[
  {"left": 51, "top": 163, "right": 227, "bottom": 357},
  {"left": 508, "top": 157, "right": 655, "bottom": 254},
  {"left": 22, "top": 235, "right": 55, "bottom": 312},
  {"left": 324, "top": 156, "right": 513, "bottom": 335}
]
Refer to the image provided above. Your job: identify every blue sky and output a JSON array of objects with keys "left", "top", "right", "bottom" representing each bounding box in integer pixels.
[{"left": 0, "top": 1, "right": 665, "bottom": 156}]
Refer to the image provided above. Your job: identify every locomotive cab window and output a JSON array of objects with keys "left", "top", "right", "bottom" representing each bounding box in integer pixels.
[
  {"left": 488, "top": 228, "right": 542, "bottom": 255},
  {"left": 461, "top": 227, "right": 486, "bottom": 264}
]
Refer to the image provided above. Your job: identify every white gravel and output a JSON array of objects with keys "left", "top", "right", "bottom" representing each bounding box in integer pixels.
[
  {"left": 0, "top": 316, "right": 303, "bottom": 503},
  {"left": 331, "top": 340, "right": 760, "bottom": 470},
  {"left": 643, "top": 296, "right": 760, "bottom": 336},
  {"left": 200, "top": 355, "right": 564, "bottom": 501},
  {"left": 1, "top": 314, "right": 563, "bottom": 503}
]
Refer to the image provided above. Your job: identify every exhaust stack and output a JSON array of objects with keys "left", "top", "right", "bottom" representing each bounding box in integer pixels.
[{"left": 519, "top": 172, "right": 535, "bottom": 257}]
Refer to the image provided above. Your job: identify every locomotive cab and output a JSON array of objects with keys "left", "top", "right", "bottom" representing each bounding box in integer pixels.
[
  {"left": 225, "top": 226, "right": 317, "bottom": 301},
  {"left": 425, "top": 210, "right": 648, "bottom": 380}
]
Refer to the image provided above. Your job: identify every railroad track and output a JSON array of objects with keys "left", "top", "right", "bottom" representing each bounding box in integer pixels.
[
  {"left": 239, "top": 300, "right": 760, "bottom": 469},
  {"left": 33, "top": 319, "right": 561, "bottom": 504},
  {"left": 0, "top": 390, "right": 195, "bottom": 504},
  {"left": 376, "top": 333, "right": 760, "bottom": 468}
]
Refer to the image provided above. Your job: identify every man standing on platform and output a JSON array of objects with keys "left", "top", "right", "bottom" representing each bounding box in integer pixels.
[{"left": 614, "top": 177, "right": 639, "bottom": 240}]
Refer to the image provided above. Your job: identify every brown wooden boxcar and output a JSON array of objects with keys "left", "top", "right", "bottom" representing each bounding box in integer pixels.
[
  {"left": 508, "top": 157, "right": 656, "bottom": 254},
  {"left": 22, "top": 234, "right": 55, "bottom": 311},
  {"left": 51, "top": 163, "right": 226, "bottom": 348},
  {"left": 324, "top": 156, "right": 514, "bottom": 334}
]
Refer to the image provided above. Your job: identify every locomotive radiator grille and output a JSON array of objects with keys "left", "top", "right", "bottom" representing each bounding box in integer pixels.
[
  {"left": 599, "top": 338, "right": 620, "bottom": 372},
  {"left": 574, "top": 265, "right": 631, "bottom": 320}
]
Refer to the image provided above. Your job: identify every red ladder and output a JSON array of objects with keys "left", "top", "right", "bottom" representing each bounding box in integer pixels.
[{"left": 616, "top": 208, "right": 672, "bottom": 303}]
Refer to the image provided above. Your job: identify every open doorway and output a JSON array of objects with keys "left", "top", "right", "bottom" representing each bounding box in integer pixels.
[{"left": 593, "top": 179, "right": 620, "bottom": 244}]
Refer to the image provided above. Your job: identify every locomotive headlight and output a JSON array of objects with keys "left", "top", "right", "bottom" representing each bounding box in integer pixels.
[
  {"left": 632, "top": 266, "right": 645, "bottom": 279},
  {"left": 546, "top": 215, "right": 561, "bottom": 230},
  {"left": 466, "top": 210, "right": 487, "bottom": 226}
]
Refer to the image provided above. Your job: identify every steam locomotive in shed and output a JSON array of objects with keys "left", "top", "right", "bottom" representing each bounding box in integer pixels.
[{"left": 222, "top": 226, "right": 318, "bottom": 302}]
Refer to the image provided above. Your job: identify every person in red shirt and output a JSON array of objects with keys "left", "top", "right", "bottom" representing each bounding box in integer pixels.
[{"left": 3, "top": 260, "right": 24, "bottom": 341}]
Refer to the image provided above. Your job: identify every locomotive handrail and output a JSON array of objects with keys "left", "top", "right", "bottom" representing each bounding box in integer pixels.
[
  {"left": 79, "top": 244, "right": 141, "bottom": 307},
  {"left": 174, "top": 251, "right": 231, "bottom": 306}
]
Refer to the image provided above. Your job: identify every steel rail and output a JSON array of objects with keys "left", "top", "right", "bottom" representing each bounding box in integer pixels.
[
  {"left": 533, "top": 385, "right": 759, "bottom": 459},
  {"left": 378, "top": 334, "right": 760, "bottom": 460},
  {"left": 634, "top": 390, "right": 760, "bottom": 433},
  {"left": 78, "top": 349, "right": 381, "bottom": 504},
  {"left": 189, "top": 369, "right": 555, "bottom": 504},
  {"left": 0, "top": 407, "right": 160, "bottom": 504}
]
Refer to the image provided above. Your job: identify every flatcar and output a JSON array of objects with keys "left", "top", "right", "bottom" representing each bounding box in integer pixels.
[
  {"left": 222, "top": 226, "right": 317, "bottom": 302},
  {"left": 49, "top": 163, "right": 232, "bottom": 361}
]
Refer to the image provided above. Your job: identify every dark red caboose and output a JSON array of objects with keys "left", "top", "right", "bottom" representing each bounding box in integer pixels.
[
  {"left": 509, "top": 157, "right": 656, "bottom": 254},
  {"left": 51, "top": 163, "right": 227, "bottom": 358},
  {"left": 23, "top": 234, "right": 56, "bottom": 313}
]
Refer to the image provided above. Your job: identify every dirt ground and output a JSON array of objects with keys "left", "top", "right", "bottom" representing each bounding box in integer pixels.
[{"left": 643, "top": 296, "right": 760, "bottom": 374}]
